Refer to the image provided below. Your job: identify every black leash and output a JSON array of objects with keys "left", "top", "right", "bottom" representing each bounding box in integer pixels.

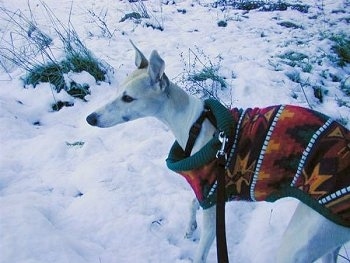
[{"left": 216, "top": 132, "right": 229, "bottom": 263}]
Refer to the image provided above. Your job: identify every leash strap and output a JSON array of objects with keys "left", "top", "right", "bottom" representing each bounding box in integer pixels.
[
  {"left": 184, "top": 107, "right": 229, "bottom": 262},
  {"left": 216, "top": 132, "right": 229, "bottom": 263},
  {"left": 184, "top": 107, "right": 216, "bottom": 157}
]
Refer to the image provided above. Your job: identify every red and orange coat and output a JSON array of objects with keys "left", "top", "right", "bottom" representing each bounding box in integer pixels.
[{"left": 167, "top": 99, "right": 350, "bottom": 227}]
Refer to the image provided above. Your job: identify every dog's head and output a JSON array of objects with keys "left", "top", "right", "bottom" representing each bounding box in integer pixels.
[{"left": 86, "top": 41, "right": 169, "bottom": 128}]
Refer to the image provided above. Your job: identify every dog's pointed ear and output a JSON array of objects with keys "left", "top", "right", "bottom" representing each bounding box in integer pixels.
[
  {"left": 130, "top": 40, "right": 148, "bottom": 69},
  {"left": 148, "top": 50, "right": 165, "bottom": 85}
]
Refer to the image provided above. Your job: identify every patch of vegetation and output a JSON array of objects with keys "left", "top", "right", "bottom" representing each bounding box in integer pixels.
[
  {"left": 277, "top": 21, "right": 303, "bottom": 29},
  {"left": 211, "top": 1, "right": 309, "bottom": 13},
  {"left": 52, "top": 101, "right": 74, "bottom": 111},
  {"left": 144, "top": 21, "right": 164, "bottom": 31},
  {"left": 285, "top": 69, "right": 327, "bottom": 105},
  {"left": 64, "top": 52, "right": 106, "bottom": 82},
  {"left": 228, "top": 1, "right": 264, "bottom": 10},
  {"left": 279, "top": 51, "right": 308, "bottom": 62},
  {"left": 217, "top": 20, "right": 228, "bottom": 27},
  {"left": 24, "top": 63, "right": 65, "bottom": 92},
  {"left": 330, "top": 33, "right": 350, "bottom": 66},
  {"left": 288, "top": 4, "right": 309, "bottom": 13},
  {"left": 66, "top": 82, "right": 91, "bottom": 100},
  {"left": 278, "top": 51, "right": 312, "bottom": 73}
]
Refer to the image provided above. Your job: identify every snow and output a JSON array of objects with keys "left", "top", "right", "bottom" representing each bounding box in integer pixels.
[{"left": 0, "top": 0, "right": 349, "bottom": 262}]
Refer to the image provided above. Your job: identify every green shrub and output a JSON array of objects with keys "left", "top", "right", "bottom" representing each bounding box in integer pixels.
[
  {"left": 23, "top": 50, "right": 107, "bottom": 100},
  {"left": 65, "top": 51, "right": 106, "bottom": 82},
  {"left": 24, "top": 63, "right": 65, "bottom": 91}
]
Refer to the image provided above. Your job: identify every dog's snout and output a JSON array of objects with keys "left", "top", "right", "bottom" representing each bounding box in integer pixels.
[{"left": 86, "top": 113, "right": 98, "bottom": 126}]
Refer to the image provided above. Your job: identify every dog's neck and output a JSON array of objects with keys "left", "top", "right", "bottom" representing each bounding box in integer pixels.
[{"left": 157, "top": 82, "right": 216, "bottom": 154}]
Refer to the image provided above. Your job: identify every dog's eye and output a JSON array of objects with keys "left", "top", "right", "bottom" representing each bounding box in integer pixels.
[{"left": 121, "top": 94, "right": 135, "bottom": 103}]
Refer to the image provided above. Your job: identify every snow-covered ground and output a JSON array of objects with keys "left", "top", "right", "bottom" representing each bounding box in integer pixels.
[{"left": 1, "top": 0, "right": 349, "bottom": 262}]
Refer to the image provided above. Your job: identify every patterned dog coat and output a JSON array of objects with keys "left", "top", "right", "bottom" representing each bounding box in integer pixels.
[{"left": 167, "top": 99, "right": 350, "bottom": 227}]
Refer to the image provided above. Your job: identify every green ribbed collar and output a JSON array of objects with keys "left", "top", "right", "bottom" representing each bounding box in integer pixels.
[{"left": 166, "top": 99, "right": 235, "bottom": 171}]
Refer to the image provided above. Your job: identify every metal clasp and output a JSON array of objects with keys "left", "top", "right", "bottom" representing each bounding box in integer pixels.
[{"left": 216, "top": 131, "right": 228, "bottom": 160}]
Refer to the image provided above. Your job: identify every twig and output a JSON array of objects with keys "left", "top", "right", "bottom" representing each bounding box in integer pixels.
[
  {"left": 299, "top": 79, "right": 313, "bottom": 109},
  {"left": 87, "top": 8, "right": 114, "bottom": 38}
]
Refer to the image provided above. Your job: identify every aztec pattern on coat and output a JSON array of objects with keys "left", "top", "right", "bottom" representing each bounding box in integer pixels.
[{"left": 167, "top": 100, "right": 350, "bottom": 227}]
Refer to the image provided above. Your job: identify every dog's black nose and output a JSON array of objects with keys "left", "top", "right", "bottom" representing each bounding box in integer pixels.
[{"left": 86, "top": 113, "right": 98, "bottom": 126}]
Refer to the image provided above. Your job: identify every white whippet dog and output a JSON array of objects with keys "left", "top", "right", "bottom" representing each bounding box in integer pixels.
[{"left": 86, "top": 42, "right": 350, "bottom": 263}]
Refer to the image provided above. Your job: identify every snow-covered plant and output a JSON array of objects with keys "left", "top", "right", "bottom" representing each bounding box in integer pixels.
[
  {"left": 119, "top": 0, "right": 164, "bottom": 31},
  {"left": 0, "top": 1, "right": 113, "bottom": 104},
  {"left": 176, "top": 47, "right": 229, "bottom": 104},
  {"left": 278, "top": 51, "right": 312, "bottom": 73},
  {"left": 23, "top": 50, "right": 105, "bottom": 101}
]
